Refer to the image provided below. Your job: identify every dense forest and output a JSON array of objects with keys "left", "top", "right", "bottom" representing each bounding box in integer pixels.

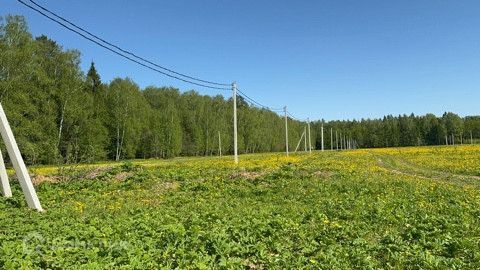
[
  {"left": 1, "top": 15, "right": 479, "bottom": 165},
  {"left": 0, "top": 15, "right": 308, "bottom": 165},
  {"left": 312, "top": 113, "right": 480, "bottom": 150}
]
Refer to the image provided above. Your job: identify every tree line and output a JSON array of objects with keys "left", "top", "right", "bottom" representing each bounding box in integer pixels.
[
  {"left": 312, "top": 113, "right": 480, "bottom": 150},
  {"left": 1, "top": 15, "right": 478, "bottom": 165},
  {"left": 0, "top": 15, "right": 308, "bottom": 165}
]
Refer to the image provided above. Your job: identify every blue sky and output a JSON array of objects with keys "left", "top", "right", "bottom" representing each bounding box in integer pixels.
[{"left": 3, "top": 0, "right": 480, "bottom": 121}]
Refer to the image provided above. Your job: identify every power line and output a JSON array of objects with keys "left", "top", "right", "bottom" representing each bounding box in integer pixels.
[
  {"left": 287, "top": 111, "right": 306, "bottom": 122},
  {"left": 237, "top": 88, "right": 283, "bottom": 111},
  {"left": 18, "top": 0, "right": 231, "bottom": 90},
  {"left": 18, "top": 0, "right": 309, "bottom": 121}
]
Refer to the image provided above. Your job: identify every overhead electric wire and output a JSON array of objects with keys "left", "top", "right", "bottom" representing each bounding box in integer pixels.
[
  {"left": 237, "top": 88, "right": 283, "bottom": 111},
  {"left": 287, "top": 111, "right": 306, "bottom": 122},
  {"left": 18, "top": 0, "right": 310, "bottom": 122},
  {"left": 18, "top": 0, "right": 231, "bottom": 90}
]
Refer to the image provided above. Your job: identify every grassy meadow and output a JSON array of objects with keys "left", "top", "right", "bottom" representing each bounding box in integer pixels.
[{"left": 1, "top": 145, "right": 480, "bottom": 269}]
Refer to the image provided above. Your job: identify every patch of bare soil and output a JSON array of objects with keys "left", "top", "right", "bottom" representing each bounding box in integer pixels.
[
  {"left": 312, "top": 170, "right": 334, "bottom": 179},
  {"left": 31, "top": 175, "right": 62, "bottom": 185},
  {"left": 153, "top": 181, "right": 179, "bottom": 192},
  {"left": 231, "top": 171, "right": 265, "bottom": 180},
  {"left": 84, "top": 166, "right": 114, "bottom": 180},
  {"left": 113, "top": 172, "right": 134, "bottom": 182}
]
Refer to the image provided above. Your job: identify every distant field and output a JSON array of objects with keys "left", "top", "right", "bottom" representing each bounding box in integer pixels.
[{"left": 1, "top": 146, "right": 480, "bottom": 269}]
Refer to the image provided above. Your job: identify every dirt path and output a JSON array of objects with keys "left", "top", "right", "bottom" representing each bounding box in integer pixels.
[{"left": 376, "top": 155, "right": 480, "bottom": 188}]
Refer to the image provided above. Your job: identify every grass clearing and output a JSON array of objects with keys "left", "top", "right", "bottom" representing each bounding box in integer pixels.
[{"left": 1, "top": 146, "right": 480, "bottom": 269}]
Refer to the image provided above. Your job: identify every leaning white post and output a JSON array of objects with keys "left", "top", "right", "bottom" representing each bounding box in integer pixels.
[
  {"left": 295, "top": 130, "right": 305, "bottom": 153},
  {"left": 0, "top": 103, "right": 42, "bottom": 211},
  {"left": 284, "top": 106, "right": 289, "bottom": 156},
  {"left": 0, "top": 148, "right": 12, "bottom": 197},
  {"left": 232, "top": 82, "right": 238, "bottom": 164}
]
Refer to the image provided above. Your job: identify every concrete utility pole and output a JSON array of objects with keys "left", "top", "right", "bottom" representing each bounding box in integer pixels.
[
  {"left": 340, "top": 132, "right": 343, "bottom": 150},
  {"left": 336, "top": 130, "right": 338, "bottom": 150},
  {"left": 330, "top": 128, "right": 333, "bottom": 150},
  {"left": 232, "top": 82, "right": 238, "bottom": 164},
  {"left": 218, "top": 131, "right": 222, "bottom": 156},
  {"left": 284, "top": 106, "right": 289, "bottom": 156},
  {"left": 304, "top": 126, "right": 307, "bottom": 152},
  {"left": 307, "top": 118, "right": 312, "bottom": 154},
  {"left": 321, "top": 124, "right": 324, "bottom": 152},
  {"left": 0, "top": 103, "right": 42, "bottom": 211},
  {"left": 295, "top": 130, "right": 305, "bottom": 153}
]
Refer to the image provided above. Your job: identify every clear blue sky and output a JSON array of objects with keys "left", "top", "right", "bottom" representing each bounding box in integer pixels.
[{"left": 3, "top": 0, "right": 480, "bottom": 121}]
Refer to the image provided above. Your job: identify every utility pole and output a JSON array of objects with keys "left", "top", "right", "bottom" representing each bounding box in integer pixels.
[
  {"left": 218, "top": 131, "right": 222, "bottom": 156},
  {"left": 232, "top": 82, "right": 238, "bottom": 164},
  {"left": 340, "top": 132, "right": 343, "bottom": 150},
  {"left": 284, "top": 106, "right": 289, "bottom": 156},
  {"left": 307, "top": 118, "right": 312, "bottom": 154},
  {"left": 330, "top": 128, "right": 333, "bottom": 150},
  {"left": 304, "top": 126, "right": 307, "bottom": 152},
  {"left": 295, "top": 130, "right": 305, "bottom": 153},
  {"left": 321, "top": 123, "right": 324, "bottom": 152},
  {"left": 336, "top": 130, "right": 338, "bottom": 150}
]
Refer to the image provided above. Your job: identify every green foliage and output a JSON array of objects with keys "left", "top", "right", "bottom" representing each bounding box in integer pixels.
[
  {"left": 2, "top": 147, "right": 480, "bottom": 268},
  {"left": 0, "top": 15, "right": 308, "bottom": 165},
  {"left": 2, "top": 15, "right": 479, "bottom": 166},
  {"left": 314, "top": 112, "right": 478, "bottom": 150}
]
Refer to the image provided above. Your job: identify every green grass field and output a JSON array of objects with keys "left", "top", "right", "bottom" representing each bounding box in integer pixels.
[{"left": 1, "top": 146, "right": 480, "bottom": 269}]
